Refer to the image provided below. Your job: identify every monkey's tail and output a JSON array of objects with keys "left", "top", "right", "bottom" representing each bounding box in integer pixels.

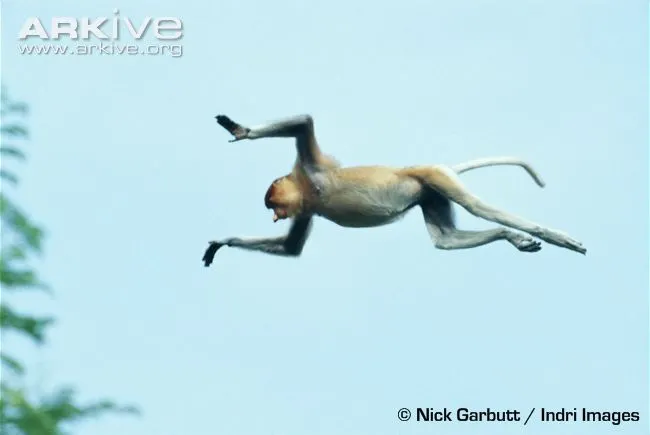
[{"left": 452, "top": 157, "right": 545, "bottom": 188}]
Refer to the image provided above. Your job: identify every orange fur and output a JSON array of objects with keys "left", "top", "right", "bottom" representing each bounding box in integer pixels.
[{"left": 202, "top": 113, "right": 586, "bottom": 269}]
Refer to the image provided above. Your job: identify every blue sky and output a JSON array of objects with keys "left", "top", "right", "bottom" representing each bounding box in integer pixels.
[{"left": 1, "top": 1, "right": 648, "bottom": 434}]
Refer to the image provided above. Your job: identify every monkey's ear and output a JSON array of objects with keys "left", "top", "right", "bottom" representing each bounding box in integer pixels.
[{"left": 202, "top": 241, "right": 225, "bottom": 267}]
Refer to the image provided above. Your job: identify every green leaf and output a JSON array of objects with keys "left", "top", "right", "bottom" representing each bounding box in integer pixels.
[
  {"left": 0, "top": 385, "right": 59, "bottom": 435},
  {"left": 0, "top": 86, "right": 141, "bottom": 434},
  {"left": 0, "top": 146, "right": 27, "bottom": 161},
  {"left": 0, "top": 384, "right": 141, "bottom": 435},
  {"left": 0, "top": 169, "right": 19, "bottom": 185},
  {"left": 1, "top": 245, "right": 27, "bottom": 262},
  {"left": 0, "top": 263, "right": 49, "bottom": 292},
  {"left": 0, "top": 101, "right": 29, "bottom": 117},
  {"left": 40, "top": 387, "right": 141, "bottom": 423},
  {"left": 1, "top": 352, "right": 25, "bottom": 375},
  {"left": 0, "top": 194, "right": 44, "bottom": 253},
  {"left": 0, "top": 125, "right": 29, "bottom": 139},
  {"left": 0, "top": 303, "right": 54, "bottom": 344}
]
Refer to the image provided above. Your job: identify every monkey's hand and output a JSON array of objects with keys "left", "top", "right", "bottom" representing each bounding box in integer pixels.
[
  {"left": 215, "top": 115, "right": 250, "bottom": 142},
  {"left": 202, "top": 240, "right": 228, "bottom": 267}
]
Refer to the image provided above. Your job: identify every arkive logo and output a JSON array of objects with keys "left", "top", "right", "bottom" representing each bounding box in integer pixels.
[{"left": 18, "top": 9, "right": 183, "bottom": 41}]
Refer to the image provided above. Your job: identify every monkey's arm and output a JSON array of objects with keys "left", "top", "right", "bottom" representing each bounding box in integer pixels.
[
  {"left": 202, "top": 215, "right": 312, "bottom": 267},
  {"left": 215, "top": 114, "right": 322, "bottom": 167}
]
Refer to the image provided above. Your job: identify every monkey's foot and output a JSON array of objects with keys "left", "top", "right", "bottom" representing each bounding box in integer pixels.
[
  {"left": 215, "top": 115, "right": 250, "bottom": 142},
  {"left": 536, "top": 229, "right": 586, "bottom": 255},
  {"left": 509, "top": 233, "right": 542, "bottom": 253},
  {"left": 563, "top": 238, "right": 586, "bottom": 255},
  {"left": 202, "top": 241, "right": 225, "bottom": 267}
]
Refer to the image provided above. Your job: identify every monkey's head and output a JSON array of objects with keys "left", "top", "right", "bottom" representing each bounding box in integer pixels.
[{"left": 264, "top": 176, "right": 303, "bottom": 222}]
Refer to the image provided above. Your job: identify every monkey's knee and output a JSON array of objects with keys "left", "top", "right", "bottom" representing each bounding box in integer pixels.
[
  {"left": 434, "top": 240, "right": 454, "bottom": 250},
  {"left": 433, "top": 235, "right": 460, "bottom": 250}
]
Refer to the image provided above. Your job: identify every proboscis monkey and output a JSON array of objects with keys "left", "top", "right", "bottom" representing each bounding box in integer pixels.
[{"left": 202, "top": 114, "right": 585, "bottom": 267}]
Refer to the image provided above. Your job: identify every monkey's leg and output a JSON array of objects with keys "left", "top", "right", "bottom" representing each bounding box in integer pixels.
[
  {"left": 433, "top": 228, "right": 542, "bottom": 252},
  {"left": 411, "top": 166, "right": 586, "bottom": 254},
  {"left": 202, "top": 216, "right": 312, "bottom": 266},
  {"left": 421, "top": 200, "right": 541, "bottom": 252}
]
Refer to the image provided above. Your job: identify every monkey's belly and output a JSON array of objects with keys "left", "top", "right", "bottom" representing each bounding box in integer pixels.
[
  {"left": 314, "top": 176, "right": 422, "bottom": 228},
  {"left": 318, "top": 207, "right": 411, "bottom": 227}
]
